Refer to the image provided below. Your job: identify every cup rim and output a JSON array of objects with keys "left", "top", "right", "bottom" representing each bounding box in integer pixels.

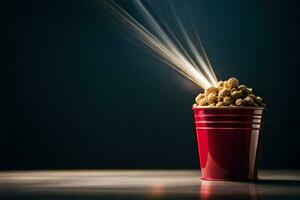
[
  {"left": 196, "top": 127, "right": 262, "bottom": 130},
  {"left": 194, "top": 114, "right": 263, "bottom": 117},
  {"left": 195, "top": 121, "right": 262, "bottom": 124},
  {"left": 192, "top": 105, "right": 266, "bottom": 110}
]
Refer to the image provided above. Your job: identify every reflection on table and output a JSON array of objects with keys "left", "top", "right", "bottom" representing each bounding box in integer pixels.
[{"left": 0, "top": 170, "right": 299, "bottom": 200}]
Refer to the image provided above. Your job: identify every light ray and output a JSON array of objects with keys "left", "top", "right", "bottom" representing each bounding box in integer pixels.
[{"left": 99, "top": 0, "right": 218, "bottom": 89}]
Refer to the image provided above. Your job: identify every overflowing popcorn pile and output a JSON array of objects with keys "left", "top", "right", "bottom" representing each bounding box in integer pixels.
[{"left": 195, "top": 77, "right": 265, "bottom": 107}]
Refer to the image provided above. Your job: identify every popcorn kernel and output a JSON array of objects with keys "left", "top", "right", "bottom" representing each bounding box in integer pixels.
[
  {"left": 216, "top": 102, "right": 225, "bottom": 107},
  {"left": 223, "top": 96, "right": 233, "bottom": 106},
  {"left": 217, "top": 81, "right": 224, "bottom": 87},
  {"left": 256, "top": 96, "right": 263, "bottom": 104},
  {"left": 199, "top": 98, "right": 208, "bottom": 106},
  {"left": 247, "top": 88, "right": 253, "bottom": 94},
  {"left": 227, "top": 77, "right": 239, "bottom": 89},
  {"left": 238, "top": 85, "right": 247, "bottom": 93},
  {"left": 235, "top": 98, "right": 246, "bottom": 106},
  {"left": 205, "top": 87, "right": 218, "bottom": 96},
  {"left": 244, "top": 96, "right": 255, "bottom": 106},
  {"left": 223, "top": 81, "right": 229, "bottom": 88},
  {"left": 231, "top": 90, "right": 243, "bottom": 100},
  {"left": 195, "top": 93, "right": 205, "bottom": 103},
  {"left": 231, "top": 88, "right": 237, "bottom": 92},
  {"left": 207, "top": 93, "right": 218, "bottom": 104},
  {"left": 219, "top": 88, "right": 230, "bottom": 100}
]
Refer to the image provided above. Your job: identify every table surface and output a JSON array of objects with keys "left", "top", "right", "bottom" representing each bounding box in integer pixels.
[{"left": 0, "top": 170, "right": 299, "bottom": 200}]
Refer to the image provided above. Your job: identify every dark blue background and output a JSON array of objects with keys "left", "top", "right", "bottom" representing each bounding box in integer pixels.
[{"left": 7, "top": 0, "right": 300, "bottom": 169}]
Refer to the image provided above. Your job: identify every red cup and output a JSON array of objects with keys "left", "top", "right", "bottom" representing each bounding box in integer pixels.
[{"left": 193, "top": 106, "right": 265, "bottom": 181}]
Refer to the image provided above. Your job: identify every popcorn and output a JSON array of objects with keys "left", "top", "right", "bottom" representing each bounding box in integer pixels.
[
  {"left": 248, "top": 94, "right": 256, "bottom": 99},
  {"left": 227, "top": 77, "right": 239, "bottom": 89},
  {"left": 216, "top": 102, "right": 225, "bottom": 107},
  {"left": 231, "top": 88, "right": 237, "bottom": 92},
  {"left": 255, "top": 96, "right": 263, "bottom": 105},
  {"left": 205, "top": 87, "right": 218, "bottom": 96},
  {"left": 223, "top": 81, "right": 229, "bottom": 88},
  {"left": 238, "top": 85, "right": 247, "bottom": 94},
  {"left": 199, "top": 98, "right": 208, "bottom": 106},
  {"left": 218, "top": 88, "right": 230, "bottom": 100},
  {"left": 195, "top": 93, "right": 205, "bottom": 103},
  {"left": 246, "top": 88, "right": 253, "bottom": 94},
  {"left": 244, "top": 96, "right": 254, "bottom": 106},
  {"left": 207, "top": 93, "right": 218, "bottom": 104},
  {"left": 217, "top": 81, "right": 224, "bottom": 90},
  {"left": 194, "top": 77, "right": 266, "bottom": 107},
  {"left": 231, "top": 90, "right": 243, "bottom": 100},
  {"left": 235, "top": 98, "right": 246, "bottom": 106},
  {"left": 223, "top": 96, "right": 233, "bottom": 106}
]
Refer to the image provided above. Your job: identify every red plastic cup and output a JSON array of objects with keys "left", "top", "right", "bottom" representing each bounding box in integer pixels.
[{"left": 193, "top": 106, "right": 265, "bottom": 181}]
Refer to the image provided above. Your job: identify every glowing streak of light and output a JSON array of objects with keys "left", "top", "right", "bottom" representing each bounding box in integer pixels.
[
  {"left": 168, "top": 2, "right": 218, "bottom": 86},
  {"left": 100, "top": 0, "right": 218, "bottom": 89}
]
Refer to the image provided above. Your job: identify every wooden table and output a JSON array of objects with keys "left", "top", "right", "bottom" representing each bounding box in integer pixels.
[{"left": 0, "top": 170, "right": 299, "bottom": 199}]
